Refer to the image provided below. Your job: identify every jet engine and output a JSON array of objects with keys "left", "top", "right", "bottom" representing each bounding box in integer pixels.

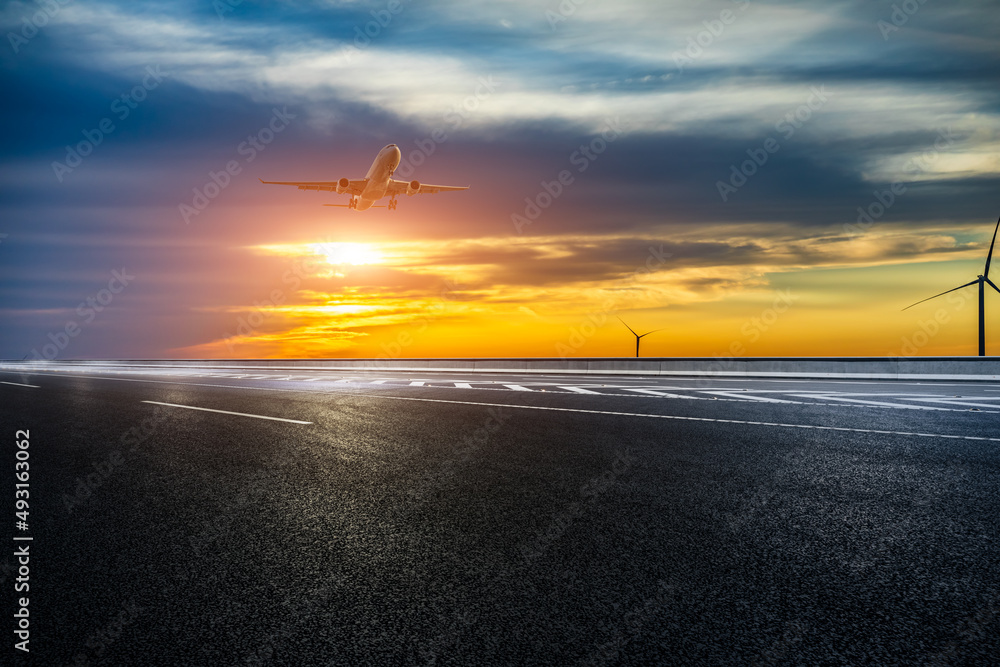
[
  {"left": 406, "top": 180, "right": 420, "bottom": 196},
  {"left": 335, "top": 177, "right": 351, "bottom": 194}
]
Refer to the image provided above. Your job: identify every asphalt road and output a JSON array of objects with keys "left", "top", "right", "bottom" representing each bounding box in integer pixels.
[{"left": 2, "top": 364, "right": 999, "bottom": 665}]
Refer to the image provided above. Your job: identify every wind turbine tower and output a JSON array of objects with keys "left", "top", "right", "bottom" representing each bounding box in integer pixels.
[
  {"left": 617, "top": 316, "right": 667, "bottom": 358},
  {"left": 903, "top": 215, "right": 1000, "bottom": 356}
]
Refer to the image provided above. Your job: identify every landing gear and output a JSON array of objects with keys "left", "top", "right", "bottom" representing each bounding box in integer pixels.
[
  {"left": 348, "top": 197, "right": 358, "bottom": 210},
  {"left": 388, "top": 197, "right": 398, "bottom": 211}
]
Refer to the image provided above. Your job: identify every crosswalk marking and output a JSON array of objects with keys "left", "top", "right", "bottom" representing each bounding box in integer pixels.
[
  {"left": 908, "top": 397, "right": 1000, "bottom": 410},
  {"left": 788, "top": 394, "right": 949, "bottom": 410},
  {"left": 624, "top": 388, "right": 696, "bottom": 399},
  {"left": 11, "top": 365, "right": 1000, "bottom": 414},
  {"left": 702, "top": 391, "right": 797, "bottom": 403},
  {"left": 560, "top": 386, "right": 600, "bottom": 394}
]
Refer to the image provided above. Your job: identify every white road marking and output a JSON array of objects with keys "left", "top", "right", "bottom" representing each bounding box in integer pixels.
[
  {"left": 1, "top": 381, "right": 39, "bottom": 388},
  {"left": 409, "top": 381, "right": 425, "bottom": 386},
  {"left": 504, "top": 384, "right": 532, "bottom": 391},
  {"left": 790, "top": 394, "right": 949, "bottom": 411},
  {"left": 909, "top": 398, "right": 1000, "bottom": 410},
  {"left": 327, "top": 394, "right": 1000, "bottom": 443},
  {"left": 455, "top": 382, "right": 473, "bottom": 389},
  {"left": 140, "top": 401, "right": 312, "bottom": 424},
  {"left": 8, "top": 370, "right": 999, "bottom": 418},
  {"left": 560, "top": 386, "right": 600, "bottom": 394},
  {"left": 624, "top": 388, "right": 697, "bottom": 399},
  {"left": 702, "top": 391, "right": 797, "bottom": 403}
]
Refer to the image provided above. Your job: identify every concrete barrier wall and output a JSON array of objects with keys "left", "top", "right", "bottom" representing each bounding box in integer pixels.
[{"left": 5, "top": 357, "right": 1000, "bottom": 381}]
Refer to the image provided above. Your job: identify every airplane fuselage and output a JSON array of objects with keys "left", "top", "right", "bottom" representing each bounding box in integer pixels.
[
  {"left": 356, "top": 144, "right": 402, "bottom": 210},
  {"left": 260, "top": 143, "right": 467, "bottom": 211}
]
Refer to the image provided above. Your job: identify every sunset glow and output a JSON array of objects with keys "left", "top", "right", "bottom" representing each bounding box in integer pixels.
[{"left": 2, "top": 2, "right": 999, "bottom": 360}]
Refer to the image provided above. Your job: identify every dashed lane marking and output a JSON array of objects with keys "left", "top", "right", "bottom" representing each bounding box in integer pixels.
[
  {"left": 22, "top": 372, "right": 999, "bottom": 442},
  {"left": 140, "top": 401, "right": 312, "bottom": 424}
]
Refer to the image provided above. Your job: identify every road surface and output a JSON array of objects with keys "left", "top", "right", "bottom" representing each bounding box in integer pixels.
[{"left": 1, "top": 363, "right": 998, "bottom": 665}]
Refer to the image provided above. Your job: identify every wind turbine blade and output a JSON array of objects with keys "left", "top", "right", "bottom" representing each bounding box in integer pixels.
[
  {"left": 902, "top": 279, "right": 979, "bottom": 311},
  {"left": 985, "top": 215, "right": 1000, "bottom": 278},
  {"left": 637, "top": 327, "right": 669, "bottom": 339},
  {"left": 986, "top": 276, "right": 1000, "bottom": 295},
  {"left": 616, "top": 316, "right": 638, "bottom": 337}
]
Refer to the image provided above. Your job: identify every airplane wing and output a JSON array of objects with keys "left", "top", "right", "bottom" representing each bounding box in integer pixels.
[
  {"left": 259, "top": 178, "right": 366, "bottom": 195},
  {"left": 387, "top": 179, "right": 470, "bottom": 195}
]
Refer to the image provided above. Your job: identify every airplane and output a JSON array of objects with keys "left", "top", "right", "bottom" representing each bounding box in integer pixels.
[{"left": 259, "top": 144, "right": 469, "bottom": 211}]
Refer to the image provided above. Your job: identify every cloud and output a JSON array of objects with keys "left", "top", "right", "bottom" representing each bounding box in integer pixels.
[{"left": 2, "top": 0, "right": 999, "bottom": 358}]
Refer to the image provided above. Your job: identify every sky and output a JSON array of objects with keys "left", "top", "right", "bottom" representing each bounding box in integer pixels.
[{"left": 1, "top": 0, "right": 999, "bottom": 360}]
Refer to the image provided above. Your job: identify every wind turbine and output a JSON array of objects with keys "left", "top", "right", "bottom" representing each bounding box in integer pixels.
[
  {"left": 616, "top": 316, "right": 667, "bottom": 358},
  {"left": 902, "top": 215, "right": 1000, "bottom": 356}
]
